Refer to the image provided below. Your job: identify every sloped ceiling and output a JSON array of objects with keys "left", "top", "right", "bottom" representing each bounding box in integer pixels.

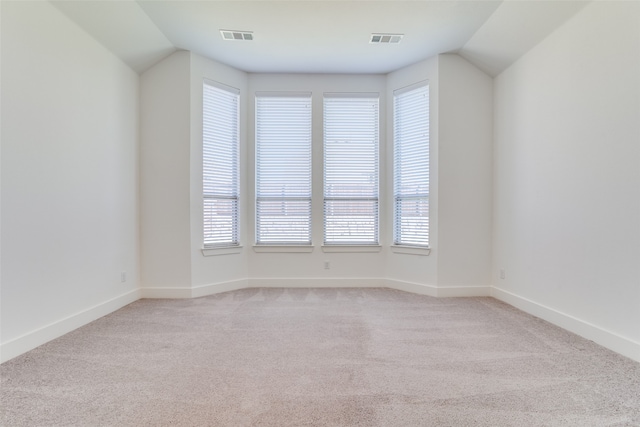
[{"left": 51, "top": 0, "right": 590, "bottom": 76}]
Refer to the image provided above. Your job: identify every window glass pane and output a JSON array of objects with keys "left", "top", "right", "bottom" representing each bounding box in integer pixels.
[
  {"left": 323, "top": 95, "right": 379, "bottom": 245},
  {"left": 394, "top": 84, "right": 429, "bottom": 246},
  {"left": 203, "top": 81, "right": 240, "bottom": 247},
  {"left": 256, "top": 94, "right": 312, "bottom": 244}
]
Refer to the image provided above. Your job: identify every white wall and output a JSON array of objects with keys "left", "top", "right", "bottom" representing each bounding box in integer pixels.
[
  {"left": 140, "top": 51, "right": 250, "bottom": 297},
  {"left": 437, "top": 54, "right": 493, "bottom": 290},
  {"left": 1, "top": 1, "right": 139, "bottom": 362},
  {"left": 3, "top": 0, "right": 636, "bottom": 365},
  {"left": 189, "top": 54, "right": 249, "bottom": 291},
  {"left": 492, "top": 1, "right": 640, "bottom": 361},
  {"left": 247, "top": 74, "right": 388, "bottom": 285},
  {"left": 385, "top": 55, "right": 493, "bottom": 296},
  {"left": 386, "top": 57, "right": 440, "bottom": 289},
  {"left": 140, "top": 51, "right": 192, "bottom": 293},
  {"left": 140, "top": 56, "right": 494, "bottom": 293}
]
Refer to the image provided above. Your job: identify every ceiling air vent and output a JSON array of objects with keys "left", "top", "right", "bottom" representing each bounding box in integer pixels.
[
  {"left": 370, "top": 33, "right": 403, "bottom": 44},
  {"left": 220, "top": 30, "right": 254, "bottom": 41}
]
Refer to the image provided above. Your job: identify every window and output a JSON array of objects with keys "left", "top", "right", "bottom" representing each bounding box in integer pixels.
[
  {"left": 203, "top": 80, "right": 240, "bottom": 248},
  {"left": 255, "top": 93, "right": 312, "bottom": 245},
  {"left": 393, "top": 83, "right": 430, "bottom": 247},
  {"left": 323, "top": 94, "right": 379, "bottom": 245}
]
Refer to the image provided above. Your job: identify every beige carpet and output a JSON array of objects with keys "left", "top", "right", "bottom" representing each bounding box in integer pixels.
[{"left": 1, "top": 287, "right": 639, "bottom": 426}]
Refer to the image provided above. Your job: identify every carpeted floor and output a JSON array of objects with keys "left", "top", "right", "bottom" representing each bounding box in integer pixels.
[{"left": 1, "top": 287, "right": 639, "bottom": 426}]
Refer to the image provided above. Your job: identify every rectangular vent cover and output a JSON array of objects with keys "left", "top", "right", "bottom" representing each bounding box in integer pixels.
[
  {"left": 221, "top": 30, "right": 254, "bottom": 41},
  {"left": 370, "top": 33, "right": 403, "bottom": 44}
]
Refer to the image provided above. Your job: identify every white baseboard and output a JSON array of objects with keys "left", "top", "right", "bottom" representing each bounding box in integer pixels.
[
  {"left": 0, "top": 289, "right": 140, "bottom": 364},
  {"left": 139, "top": 278, "right": 388, "bottom": 303},
  {"left": 14, "top": 280, "right": 628, "bottom": 367},
  {"left": 385, "top": 280, "right": 491, "bottom": 297},
  {"left": 248, "top": 277, "right": 388, "bottom": 288},
  {"left": 141, "top": 278, "right": 489, "bottom": 299},
  {"left": 491, "top": 287, "right": 640, "bottom": 363},
  {"left": 386, "top": 279, "right": 438, "bottom": 296},
  {"left": 139, "top": 287, "right": 193, "bottom": 299},
  {"left": 140, "top": 280, "right": 250, "bottom": 299},
  {"left": 191, "top": 279, "right": 249, "bottom": 298},
  {"left": 436, "top": 285, "right": 491, "bottom": 297}
]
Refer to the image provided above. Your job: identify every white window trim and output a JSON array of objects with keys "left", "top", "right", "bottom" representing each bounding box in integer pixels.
[
  {"left": 321, "top": 245, "right": 381, "bottom": 253},
  {"left": 203, "top": 79, "right": 241, "bottom": 249},
  {"left": 323, "top": 93, "right": 380, "bottom": 246},
  {"left": 255, "top": 92, "right": 313, "bottom": 246},
  {"left": 393, "top": 81, "right": 430, "bottom": 248},
  {"left": 390, "top": 245, "right": 431, "bottom": 256},
  {"left": 202, "top": 246, "right": 244, "bottom": 257},
  {"left": 253, "top": 245, "right": 314, "bottom": 253}
]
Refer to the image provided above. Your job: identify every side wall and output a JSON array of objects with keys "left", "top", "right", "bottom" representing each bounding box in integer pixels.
[
  {"left": 385, "top": 57, "right": 440, "bottom": 293},
  {"left": 140, "top": 51, "right": 250, "bottom": 298},
  {"left": 140, "top": 51, "right": 192, "bottom": 296},
  {"left": 492, "top": 1, "right": 640, "bottom": 361},
  {"left": 189, "top": 54, "right": 249, "bottom": 295},
  {"left": 437, "top": 54, "right": 493, "bottom": 293},
  {"left": 1, "top": 1, "right": 140, "bottom": 362},
  {"left": 385, "top": 54, "right": 493, "bottom": 297}
]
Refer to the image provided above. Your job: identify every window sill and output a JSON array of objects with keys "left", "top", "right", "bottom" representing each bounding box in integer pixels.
[
  {"left": 201, "top": 246, "right": 243, "bottom": 257},
  {"left": 322, "top": 245, "right": 382, "bottom": 253},
  {"left": 253, "top": 245, "right": 314, "bottom": 253},
  {"left": 390, "top": 245, "right": 431, "bottom": 256}
]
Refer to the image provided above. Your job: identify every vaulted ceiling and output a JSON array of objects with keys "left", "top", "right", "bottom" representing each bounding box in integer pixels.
[{"left": 51, "top": 0, "right": 590, "bottom": 76}]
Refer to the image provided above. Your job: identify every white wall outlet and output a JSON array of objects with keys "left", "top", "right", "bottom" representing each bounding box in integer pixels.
[
  {"left": 324, "top": 261, "right": 330, "bottom": 270},
  {"left": 120, "top": 272, "right": 127, "bottom": 283},
  {"left": 500, "top": 269, "right": 505, "bottom": 280}
]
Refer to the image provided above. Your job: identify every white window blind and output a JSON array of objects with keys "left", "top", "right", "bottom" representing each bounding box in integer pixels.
[
  {"left": 394, "top": 84, "right": 429, "bottom": 247},
  {"left": 203, "top": 81, "right": 240, "bottom": 248},
  {"left": 323, "top": 94, "right": 379, "bottom": 245},
  {"left": 256, "top": 93, "right": 312, "bottom": 245}
]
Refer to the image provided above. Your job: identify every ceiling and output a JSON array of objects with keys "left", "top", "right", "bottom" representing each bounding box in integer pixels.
[{"left": 51, "top": 0, "right": 590, "bottom": 77}]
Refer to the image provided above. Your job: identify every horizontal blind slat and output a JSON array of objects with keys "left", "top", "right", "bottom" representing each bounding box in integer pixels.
[
  {"left": 256, "top": 94, "right": 312, "bottom": 244},
  {"left": 323, "top": 96, "right": 379, "bottom": 245},
  {"left": 394, "top": 85, "right": 429, "bottom": 247},
  {"left": 203, "top": 82, "right": 240, "bottom": 247}
]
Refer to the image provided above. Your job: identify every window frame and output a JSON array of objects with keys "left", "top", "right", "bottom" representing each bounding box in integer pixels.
[
  {"left": 255, "top": 92, "right": 313, "bottom": 246},
  {"left": 322, "top": 93, "right": 380, "bottom": 246},
  {"left": 393, "top": 82, "right": 430, "bottom": 249},
  {"left": 202, "top": 79, "right": 241, "bottom": 250}
]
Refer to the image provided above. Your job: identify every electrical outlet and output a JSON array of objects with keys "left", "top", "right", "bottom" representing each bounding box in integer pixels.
[
  {"left": 324, "top": 261, "right": 330, "bottom": 270},
  {"left": 500, "top": 269, "right": 505, "bottom": 280},
  {"left": 120, "top": 272, "right": 127, "bottom": 283}
]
